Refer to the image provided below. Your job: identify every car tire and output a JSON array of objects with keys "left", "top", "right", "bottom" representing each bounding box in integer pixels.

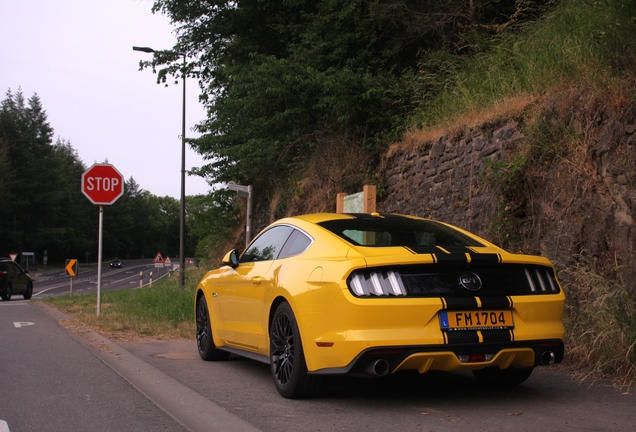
[
  {"left": 23, "top": 283, "right": 33, "bottom": 300},
  {"left": 472, "top": 366, "right": 534, "bottom": 386},
  {"left": 270, "top": 302, "right": 323, "bottom": 399},
  {"left": 1, "top": 284, "right": 12, "bottom": 301},
  {"left": 196, "top": 295, "right": 230, "bottom": 361}
]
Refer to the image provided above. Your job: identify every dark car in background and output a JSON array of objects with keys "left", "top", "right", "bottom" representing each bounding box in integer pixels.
[
  {"left": 0, "top": 257, "right": 33, "bottom": 300},
  {"left": 110, "top": 259, "right": 122, "bottom": 268}
]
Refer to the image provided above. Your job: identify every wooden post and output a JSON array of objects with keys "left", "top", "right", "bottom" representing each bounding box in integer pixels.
[
  {"left": 363, "top": 185, "right": 377, "bottom": 213},
  {"left": 336, "top": 193, "right": 347, "bottom": 213}
]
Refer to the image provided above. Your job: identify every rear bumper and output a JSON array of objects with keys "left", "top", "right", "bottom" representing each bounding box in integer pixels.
[{"left": 310, "top": 339, "right": 564, "bottom": 376}]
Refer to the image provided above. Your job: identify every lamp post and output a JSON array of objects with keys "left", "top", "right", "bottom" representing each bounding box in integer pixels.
[{"left": 133, "top": 46, "right": 187, "bottom": 287}]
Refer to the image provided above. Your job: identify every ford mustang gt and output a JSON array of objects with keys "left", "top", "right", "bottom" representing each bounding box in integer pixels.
[{"left": 195, "top": 213, "right": 565, "bottom": 398}]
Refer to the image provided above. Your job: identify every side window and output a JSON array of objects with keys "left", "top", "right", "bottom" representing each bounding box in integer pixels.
[
  {"left": 240, "top": 226, "right": 294, "bottom": 263},
  {"left": 415, "top": 231, "right": 436, "bottom": 245},
  {"left": 278, "top": 229, "right": 313, "bottom": 259}
]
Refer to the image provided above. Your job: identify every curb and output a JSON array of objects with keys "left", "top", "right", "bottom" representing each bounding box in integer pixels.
[{"left": 34, "top": 302, "right": 260, "bottom": 432}]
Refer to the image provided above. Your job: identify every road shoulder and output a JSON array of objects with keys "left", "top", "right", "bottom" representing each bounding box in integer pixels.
[{"left": 34, "top": 302, "right": 260, "bottom": 432}]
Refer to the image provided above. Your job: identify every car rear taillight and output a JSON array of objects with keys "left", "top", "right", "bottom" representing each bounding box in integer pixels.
[
  {"left": 348, "top": 270, "right": 408, "bottom": 297},
  {"left": 524, "top": 267, "right": 559, "bottom": 293}
]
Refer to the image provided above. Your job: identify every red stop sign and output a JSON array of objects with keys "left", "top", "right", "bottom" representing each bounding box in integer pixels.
[{"left": 81, "top": 163, "right": 124, "bottom": 205}]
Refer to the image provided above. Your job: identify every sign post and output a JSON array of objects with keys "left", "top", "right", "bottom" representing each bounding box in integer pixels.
[
  {"left": 81, "top": 163, "right": 124, "bottom": 316},
  {"left": 65, "top": 259, "right": 78, "bottom": 296}
]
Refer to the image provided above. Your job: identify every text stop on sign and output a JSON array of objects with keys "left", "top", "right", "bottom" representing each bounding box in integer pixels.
[
  {"left": 82, "top": 163, "right": 124, "bottom": 205},
  {"left": 85, "top": 176, "right": 120, "bottom": 192}
]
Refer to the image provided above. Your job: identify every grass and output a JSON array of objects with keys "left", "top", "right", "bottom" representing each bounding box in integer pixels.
[
  {"left": 42, "top": 269, "right": 203, "bottom": 341},
  {"left": 412, "top": 0, "right": 636, "bottom": 128},
  {"left": 561, "top": 257, "right": 636, "bottom": 388}
]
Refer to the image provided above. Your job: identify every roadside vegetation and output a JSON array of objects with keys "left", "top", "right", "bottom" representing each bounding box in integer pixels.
[
  {"left": 411, "top": 0, "right": 635, "bottom": 128},
  {"left": 561, "top": 257, "right": 636, "bottom": 388},
  {"left": 42, "top": 271, "right": 201, "bottom": 341}
]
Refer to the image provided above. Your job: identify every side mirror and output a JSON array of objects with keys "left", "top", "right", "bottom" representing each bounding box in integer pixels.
[{"left": 221, "top": 249, "right": 240, "bottom": 269}]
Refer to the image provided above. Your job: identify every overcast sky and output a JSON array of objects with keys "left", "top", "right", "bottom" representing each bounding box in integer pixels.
[{"left": 1, "top": 0, "right": 212, "bottom": 198}]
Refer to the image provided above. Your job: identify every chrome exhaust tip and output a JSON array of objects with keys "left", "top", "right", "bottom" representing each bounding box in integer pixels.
[
  {"left": 366, "top": 359, "right": 390, "bottom": 377},
  {"left": 540, "top": 350, "right": 555, "bottom": 366}
]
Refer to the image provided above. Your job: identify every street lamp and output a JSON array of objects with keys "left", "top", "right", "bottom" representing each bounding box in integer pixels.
[{"left": 133, "top": 46, "right": 187, "bottom": 287}]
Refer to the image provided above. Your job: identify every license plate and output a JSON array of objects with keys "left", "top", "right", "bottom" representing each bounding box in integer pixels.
[{"left": 439, "top": 310, "right": 514, "bottom": 331}]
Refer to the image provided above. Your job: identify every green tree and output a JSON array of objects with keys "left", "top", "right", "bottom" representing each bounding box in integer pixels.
[
  {"left": 101, "top": 177, "right": 186, "bottom": 260},
  {"left": 187, "top": 189, "right": 240, "bottom": 262},
  {"left": 46, "top": 138, "right": 95, "bottom": 260},
  {"left": 0, "top": 89, "right": 96, "bottom": 262},
  {"left": 145, "top": 0, "right": 554, "bottom": 193}
]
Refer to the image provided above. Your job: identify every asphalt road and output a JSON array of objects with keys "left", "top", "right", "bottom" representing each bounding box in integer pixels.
[
  {"left": 2, "top": 300, "right": 635, "bottom": 432},
  {"left": 123, "top": 342, "right": 636, "bottom": 432},
  {"left": 0, "top": 300, "right": 185, "bottom": 432},
  {"left": 31, "top": 259, "right": 171, "bottom": 298}
]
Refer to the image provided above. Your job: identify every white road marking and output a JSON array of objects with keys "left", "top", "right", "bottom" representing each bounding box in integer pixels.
[
  {"left": 0, "top": 419, "right": 10, "bottom": 432},
  {"left": 13, "top": 322, "right": 35, "bottom": 328},
  {"left": 33, "top": 286, "right": 67, "bottom": 296}
]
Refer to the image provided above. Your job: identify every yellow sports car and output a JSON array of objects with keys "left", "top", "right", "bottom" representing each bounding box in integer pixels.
[{"left": 195, "top": 213, "right": 565, "bottom": 398}]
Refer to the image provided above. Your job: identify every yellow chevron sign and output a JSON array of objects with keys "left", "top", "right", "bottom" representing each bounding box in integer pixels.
[{"left": 65, "top": 259, "right": 78, "bottom": 277}]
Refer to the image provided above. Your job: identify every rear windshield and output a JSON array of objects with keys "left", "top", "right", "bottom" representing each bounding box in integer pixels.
[{"left": 318, "top": 215, "right": 483, "bottom": 247}]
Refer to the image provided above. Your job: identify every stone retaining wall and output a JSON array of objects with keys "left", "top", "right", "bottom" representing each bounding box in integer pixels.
[
  {"left": 381, "top": 119, "right": 525, "bottom": 239},
  {"left": 378, "top": 95, "right": 636, "bottom": 291}
]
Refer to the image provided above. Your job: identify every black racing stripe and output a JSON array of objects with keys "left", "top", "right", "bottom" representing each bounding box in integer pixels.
[
  {"left": 469, "top": 253, "right": 501, "bottom": 265},
  {"left": 478, "top": 296, "right": 512, "bottom": 309},
  {"left": 481, "top": 330, "right": 513, "bottom": 343},
  {"left": 434, "top": 253, "right": 468, "bottom": 265},
  {"left": 407, "top": 245, "right": 501, "bottom": 266},
  {"left": 446, "top": 331, "right": 480, "bottom": 344},
  {"left": 345, "top": 213, "right": 408, "bottom": 220},
  {"left": 443, "top": 297, "right": 479, "bottom": 310}
]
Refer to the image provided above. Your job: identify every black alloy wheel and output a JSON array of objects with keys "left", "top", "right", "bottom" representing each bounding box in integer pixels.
[
  {"left": 270, "top": 302, "right": 322, "bottom": 399},
  {"left": 196, "top": 295, "right": 230, "bottom": 361}
]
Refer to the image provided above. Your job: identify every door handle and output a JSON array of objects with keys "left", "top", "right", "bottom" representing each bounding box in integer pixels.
[{"left": 251, "top": 276, "right": 264, "bottom": 285}]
